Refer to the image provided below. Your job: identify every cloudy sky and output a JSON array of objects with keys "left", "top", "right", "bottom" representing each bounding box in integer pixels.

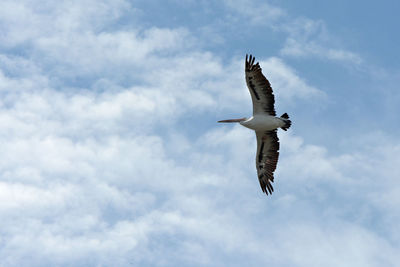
[{"left": 1, "top": 0, "right": 399, "bottom": 266}]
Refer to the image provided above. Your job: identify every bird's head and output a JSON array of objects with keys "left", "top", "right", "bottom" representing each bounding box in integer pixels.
[{"left": 217, "top": 118, "right": 247, "bottom": 123}]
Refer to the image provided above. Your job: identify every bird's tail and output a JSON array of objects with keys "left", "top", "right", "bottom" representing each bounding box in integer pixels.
[{"left": 280, "top": 113, "right": 291, "bottom": 131}]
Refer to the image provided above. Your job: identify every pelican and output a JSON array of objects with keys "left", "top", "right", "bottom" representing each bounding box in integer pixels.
[{"left": 218, "top": 54, "right": 291, "bottom": 195}]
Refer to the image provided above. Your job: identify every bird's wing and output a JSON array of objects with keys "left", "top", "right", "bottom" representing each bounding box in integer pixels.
[
  {"left": 245, "top": 54, "right": 276, "bottom": 116},
  {"left": 255, "top": 130, "right": 280, "bottom": 195}
]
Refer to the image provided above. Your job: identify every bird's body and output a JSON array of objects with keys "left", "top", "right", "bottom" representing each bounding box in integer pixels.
[
  {"left": 240, "top": 115, "right": 286, "bottom": 132},
  {"left": 218, "top": 54, "right": 291, "bottom": 195}
]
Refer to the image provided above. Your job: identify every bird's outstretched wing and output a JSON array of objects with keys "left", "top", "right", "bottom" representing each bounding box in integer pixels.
[
  {"left": 245, "top": 54, "right": 276, "bottom": 116},
  {"left": 255, "top": 130, "right": 280, "bottom": 195}
]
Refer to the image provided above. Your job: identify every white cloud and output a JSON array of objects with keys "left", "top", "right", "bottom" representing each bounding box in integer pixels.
[
  {"left": 260, "top": 57, "right": 324, "bottom": 102},
  {"left": 0, "top": 0, "right": 130, "bottom": 47},
  {"left": 34, "top": 28, "right": 192, "bottom": 75},
  {"left": 272, "top": 222, "right": 399, "bottom": 267}
]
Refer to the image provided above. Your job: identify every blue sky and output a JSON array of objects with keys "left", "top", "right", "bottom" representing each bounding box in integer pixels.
[{"left": 0, "top": 0, "right": 399, "bottom": 266}]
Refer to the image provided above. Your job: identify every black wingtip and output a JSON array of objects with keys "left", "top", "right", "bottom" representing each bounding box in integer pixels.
[
  {"left": 245, "top": 54, "right": 261, "bottom": 72},
  {"left": 266, "top": 183, "right": 274, "bottom": 195},
  {"left": 259, "top": 175, "right": 275, "bottom": 196}
]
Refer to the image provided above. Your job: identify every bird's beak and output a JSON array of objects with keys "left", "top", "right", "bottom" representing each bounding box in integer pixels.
[{"left": 217, "top": 118, "right": 246, "bottom": 123}]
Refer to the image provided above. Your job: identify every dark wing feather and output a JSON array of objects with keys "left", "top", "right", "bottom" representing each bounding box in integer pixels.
[
  {"left": 255, "top": 130, "right": 280, "bottom": 195},
  {"left": 245, "top": 54, "right": 276, "bottom": 116}
]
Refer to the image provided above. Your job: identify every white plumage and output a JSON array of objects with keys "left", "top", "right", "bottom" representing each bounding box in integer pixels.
[{"left": 240, "top": 115, "right": 286, "bottom": 132}]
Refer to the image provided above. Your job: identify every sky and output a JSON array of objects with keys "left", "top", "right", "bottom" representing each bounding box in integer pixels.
[{"left": 0, "top": 0, "right": 399, "bottom": 266}]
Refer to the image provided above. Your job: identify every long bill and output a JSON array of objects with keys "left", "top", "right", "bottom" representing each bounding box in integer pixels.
[{"left": 217, "top": 118, "right": 246, "bottom": 123}]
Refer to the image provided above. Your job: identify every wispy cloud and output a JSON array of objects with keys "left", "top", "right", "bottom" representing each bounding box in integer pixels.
[
  {"left": 280, "top": 18, "right": 363, "bottom": 64},
  {"left": 223, "top": 0, "right": 285, "bottom": 24}
]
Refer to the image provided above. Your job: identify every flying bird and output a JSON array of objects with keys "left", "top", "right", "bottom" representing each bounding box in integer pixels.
[{"left": 218, "top": 54, "right": 291, "bottom": 195}]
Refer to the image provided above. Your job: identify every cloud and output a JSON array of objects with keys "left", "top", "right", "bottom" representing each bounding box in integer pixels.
[
  {"left": 2, "top": 122, "right": 399, "bottom": 266},
  {"left": 260, "top": 57, "right": 324, "bottom": 102},
  {"left": 1, "top": 59, "right": 399, "bottom": 266},
  {"left": 0, "top": 0, "right": 130, "bottom": 47}
]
